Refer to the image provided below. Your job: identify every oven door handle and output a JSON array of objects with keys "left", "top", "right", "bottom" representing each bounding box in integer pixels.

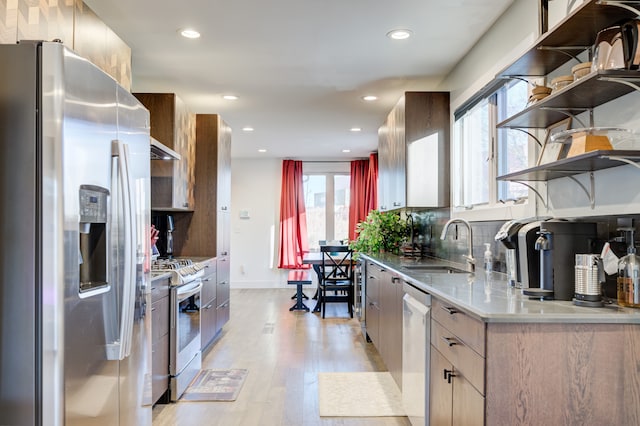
[{"left": 177, "top": 280, "right": 203, "bottom": 301}]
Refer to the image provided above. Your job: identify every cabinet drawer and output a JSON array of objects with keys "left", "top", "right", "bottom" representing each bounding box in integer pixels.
[
  {"left": 366, "top": 263, "right": 383, "bottom": 302},
  {"left": 201, "top": 297, "right": 217, "bottom": 350},
  {"left": 150, "top": 277, "right": 170, "bottom": 303},
  {"left": 151, "top": 333, "right": 169, "bottom": 404},
  {"left": 432, "top": 297, "right": 485, "bottom": 356},
  {"left": 151, "top": 296, "right": 169, "bottom": 343},
  {"left": 200, "top": 258, "right": 217, "bottom": 274},
  {"left": 215, "top": 299, "right": 230, "bottom": 334},
  {"left": 201, "top": 272, "right": 217, "bottom": 305},
  {"left": 217, "top": 276, "right": 230, "bottom": 304},
  {"left": 432, "top": 319, "right": 485, "bottom": 395}
]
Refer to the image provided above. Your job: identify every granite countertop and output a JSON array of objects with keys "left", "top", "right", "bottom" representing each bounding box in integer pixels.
[{"left": 361, "top": 253, "right": 640, "bottom": 324}]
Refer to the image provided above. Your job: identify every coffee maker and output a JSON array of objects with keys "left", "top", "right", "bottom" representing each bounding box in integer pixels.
[
  {"left": 523, "top": 220, "right": 597, "bottom": 301},
  {"left": 495, "top": 219, "right": 543, "bottom": 288}
]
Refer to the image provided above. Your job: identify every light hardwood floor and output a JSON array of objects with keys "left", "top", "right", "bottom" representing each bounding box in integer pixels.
[{"left": 152, "top": 288, "right": 410, "bottom": 426}]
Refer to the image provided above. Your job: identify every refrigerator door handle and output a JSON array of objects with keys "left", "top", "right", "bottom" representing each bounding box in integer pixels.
[{"left": 111, "top": 139, "right": 138, "bottom": 360}]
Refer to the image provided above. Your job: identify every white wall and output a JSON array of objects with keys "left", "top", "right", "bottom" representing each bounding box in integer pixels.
[{"left": 230, "top": 158, "right": 291, "bottom": 288}]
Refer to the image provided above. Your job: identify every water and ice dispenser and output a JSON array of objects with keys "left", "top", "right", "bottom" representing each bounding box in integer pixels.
[{"left": 78, "top": 185, "right": 109, "bottom": 293}]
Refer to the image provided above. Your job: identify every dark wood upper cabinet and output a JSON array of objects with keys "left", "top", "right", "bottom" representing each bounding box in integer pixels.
[
  {"left": 179, "top": 114, "right": 232, "bottom": 258},
  {"left": 134, "top": 93, "right": 196, "bottom": 211},
  {"left": 378, "top": 92, "right": 450, "bottom": 211}
]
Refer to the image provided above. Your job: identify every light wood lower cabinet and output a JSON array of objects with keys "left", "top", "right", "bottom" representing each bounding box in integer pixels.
[
  {"left": 430, "top": 297, "right": 485, "bottom": 426},
  {"left": 431, "top": 296, "right": 640, "bottom": 425},
  {"left": 430, "top": 345, "right": 484, "bottom": 426},
  {"left": 485, "top": 322, "right": 640, "bottom": 425}
]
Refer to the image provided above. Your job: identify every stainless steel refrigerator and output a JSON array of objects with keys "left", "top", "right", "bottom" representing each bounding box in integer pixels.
[{"left": 0, "top": 41, "right": 152, "bottom": 426}]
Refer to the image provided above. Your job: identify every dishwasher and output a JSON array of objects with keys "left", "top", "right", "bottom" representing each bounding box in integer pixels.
[{"left": 402, "top": 282, "right": 431, "bottom": 426}]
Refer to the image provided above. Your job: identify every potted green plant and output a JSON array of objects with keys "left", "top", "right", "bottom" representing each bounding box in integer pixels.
[{"left": 349, "top": 210, "right": 409, "bottom": 256}]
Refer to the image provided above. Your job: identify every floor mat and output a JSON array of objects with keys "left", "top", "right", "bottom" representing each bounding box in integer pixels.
[
  {"left": 318, "top": 371, "right": 405, "bottom": 417},
  {"left": 181, "top": 369, "right": 248, "bottom": 402}
]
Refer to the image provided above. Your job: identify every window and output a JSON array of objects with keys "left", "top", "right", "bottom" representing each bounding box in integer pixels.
[
  {"left": 497, "top": 80, "right": 529, "bottom": 202},
  {"left": 453, "top": 98, "right": 491, "bottom": 208},
  {"left": 303, "top": 167, "right": 350, "bottom": 251},
  {"left": 453, "top": 79, "right": 529, "bottom": 212}
]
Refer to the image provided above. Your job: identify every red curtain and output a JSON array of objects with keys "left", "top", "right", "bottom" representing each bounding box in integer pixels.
[
  {"left": 277, "top": 160, "right": 310, "bottom": 269},
  {"left": 348, "top": 153, "right": 378, "bottom": 242}
]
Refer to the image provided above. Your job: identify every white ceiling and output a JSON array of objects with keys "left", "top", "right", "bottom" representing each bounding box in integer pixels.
[{"left": 84, "top": 0, "right": 514, "bottom": 159}]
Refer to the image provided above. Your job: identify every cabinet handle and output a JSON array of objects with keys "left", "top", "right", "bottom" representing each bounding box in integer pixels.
[
  {"left": 441, "top": 306, "right": 459, "bottom": 315},
  {"left": 183, "top": 202, "right": 189, "bottom": 208},
  {"left": 219, "top": 281, "right": 228, "bottom": 285},
  {"left": 221, "top": 251, "right": 228, "bottom": 256},
  {"left": 205, "top": 304, "right": 213, "bottom": 309},
  {"left": 442, "top": 336, "right": 458, "bottom": 347},
  {"left": 204, "top": 278, "right": 212, "bottom": 282},
  {"left": 393, "top": 202, "right": 401, "bottom": 206},
  {"left": 391, "top": 277, "right": 400, "bottom": 283},
  {"left": 151, "top": 307, "right": 156, "bottom": 312},
  {"left": 222, "top": 206, "right": 228, "bottom": 210},
  {"left": 151, "top": 287, "right": 157, "bottom": 291},
  {"left": 444, "top": 369, "right": 456, "bottom": 384}
]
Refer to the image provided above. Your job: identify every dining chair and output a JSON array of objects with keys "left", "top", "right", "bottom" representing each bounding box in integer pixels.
[{"left": 318, "top": 245, "right": 354, "bottom": 318}]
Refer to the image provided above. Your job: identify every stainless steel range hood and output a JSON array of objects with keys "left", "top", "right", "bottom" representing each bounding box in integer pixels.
[{"left": 150, "top": 137, "right": 181, "bottom": 160}]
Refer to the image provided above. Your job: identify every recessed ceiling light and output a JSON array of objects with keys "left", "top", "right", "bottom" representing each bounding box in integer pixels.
[
  {"left": 242, "top": 126, "right": 254, "bottom": 132},
  {"left": 387, "top": 29, "right": 412, "bottom": 40},
  {"left": 342, "top": 149, "right": 351, "bottom": 153},
  {"left": 223, "top": 95, "right": 238, "bottom": 100},
  {"left": 179, "top": 28, "right": 201, "bottom": 39},
  {"left": 350, "top": 127, "right": 362, "bottom": 132},
  {"left": 362, "top": 95, "right": 377, "bottom": 101},
  {"left": 258, "top": 149, "right": 267, "bottom": 153}
]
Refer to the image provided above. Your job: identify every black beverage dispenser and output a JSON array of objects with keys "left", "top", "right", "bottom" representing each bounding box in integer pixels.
[{"left": 523, "top": 220, "right": 597, "bottom": 301}]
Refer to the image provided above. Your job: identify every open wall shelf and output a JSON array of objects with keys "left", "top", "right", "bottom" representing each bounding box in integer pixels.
[
  {"left": 497, "top": 150, "right": 640, "bottom": 181},
  {"left": 497, "top": 0, "right": 638, "bottom": 78},
  {"left": 497, "top": 70, "right": 640, "bottom": 129}
]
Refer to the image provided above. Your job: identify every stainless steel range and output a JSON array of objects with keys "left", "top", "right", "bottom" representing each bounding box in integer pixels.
[{"left": 152, "top": 258, "right": 205, "bottom": 401}]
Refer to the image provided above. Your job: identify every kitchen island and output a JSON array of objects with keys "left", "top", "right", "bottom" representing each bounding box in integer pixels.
[{"left": 362, "top": 253, "right": 640, "bottom": 426}]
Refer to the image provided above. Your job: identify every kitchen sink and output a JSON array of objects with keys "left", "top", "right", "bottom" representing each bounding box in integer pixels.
[{"left": 402, "top": 264, "right": 469, "bottom": 274}]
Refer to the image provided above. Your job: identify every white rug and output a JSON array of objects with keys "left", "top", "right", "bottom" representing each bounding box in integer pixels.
[{"left": 318, "top": 372, "right": 405, "bottom": 417}]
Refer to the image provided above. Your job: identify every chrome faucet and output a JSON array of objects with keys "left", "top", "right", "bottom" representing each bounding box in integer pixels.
[{"left": 440, "top": 218, "right": 476, "bottom": 272}]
